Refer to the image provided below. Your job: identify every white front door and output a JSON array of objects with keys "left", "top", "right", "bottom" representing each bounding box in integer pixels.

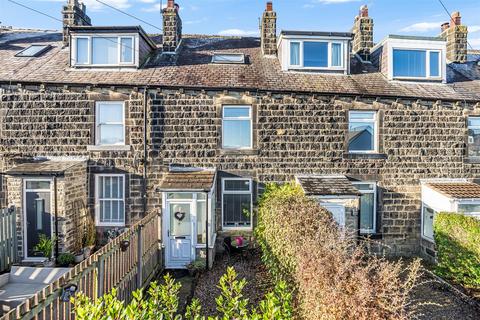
[
  {"left": 165, "top": 202, "right": 194, "bottom": 269},
  {"left": 321, "top": 203, "right": 346, "bottom": 228}
]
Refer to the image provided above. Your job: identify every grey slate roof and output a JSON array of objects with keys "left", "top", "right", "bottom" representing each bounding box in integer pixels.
[
  {"left": 296, "top": 175, "right": 361, "bottom": 196},
  {"left": 1, "top": 29, "right": 480, "bottom": 101},
  {"left": 158, "top": 170, "right": 216, "bottom": 191},
  {"left": 4, "top": 160, "right": 84, "bottom": 175}
]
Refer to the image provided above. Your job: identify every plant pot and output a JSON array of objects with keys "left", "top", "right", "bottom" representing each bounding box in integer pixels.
[
  {"left": 83, "top": 246, "right": 93, "bottom": 258},
  {"left": 74, "top": 253, "right": 84, "bottom": 263}
]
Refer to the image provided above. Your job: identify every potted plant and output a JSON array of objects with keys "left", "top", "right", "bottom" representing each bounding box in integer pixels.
[
  {"left": 74, "top": 250, "right": 84, "bottom": 263},
  {"left": 57, "top": 253, "right": 75, "bottom": 267},
  {"left": 34, "top": 234, "right": 55, "bottom": 267},
  {"left": 186, "top": 259, "right": 207, "bottom": 277},
  {"left": 82, "top": 215, "right": 96, "bottom": 258}
]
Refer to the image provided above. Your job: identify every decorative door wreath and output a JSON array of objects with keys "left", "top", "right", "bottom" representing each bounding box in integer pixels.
[{"left": 174, "top": 211, "right": 186, "bottom": 221}]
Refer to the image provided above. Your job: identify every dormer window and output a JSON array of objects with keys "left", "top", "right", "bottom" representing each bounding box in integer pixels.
[
  {"left": 278, "top": 31, "right": 351, "bottom": 74},
  {"left": 371, "top": 35, "right": 446, "bottom": 82},
  {"left": 73, "top": 36, "right": 135, "bottom": 66},
  {"left": 69, "top": 26, "right": 156, "bottom": 69}
]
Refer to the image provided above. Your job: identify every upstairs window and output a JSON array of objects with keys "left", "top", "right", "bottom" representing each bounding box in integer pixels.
[
  {"left": 16, "top": 45, "right": 52, "bottom": 57},
  {"left": 96, "top": 102, "right": 125, "bottom": 146},
  {"left": 222, "top": 105, "right": 252, "bottom": 149},
  {"left": 289, "top": 40, "right": 344, "bottom": 69},
  {"left": 73, "top": 36, "right": 135, "bottom": 66},
  {"left": 212, "top": 53, "right": 245, "bottom": 64},
  {"left": 468, "top": 116, "right": 480, "bottom": 157},
  {"left": 348, "top": 111, "right": 378, "bottom": 153},
  {"left": 393, "top": 49, "right": 441, "bottom": 79}
]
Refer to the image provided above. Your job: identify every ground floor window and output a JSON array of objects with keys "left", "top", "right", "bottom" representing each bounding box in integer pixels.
[
  {"left": 422, "top": 206, "right": 436, "bottom": 241},
  {"left": 222, "top": 178, "right": 252, "bottom": 229},
  {"left": 353, "top": 182, "right": 377, "bottom": 234},
  {"left": 95, "top": 174, "right": 125, "bottom": 226}
]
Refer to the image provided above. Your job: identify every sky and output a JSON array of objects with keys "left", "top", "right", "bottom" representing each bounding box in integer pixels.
[{"left": 1, "top": 0, "right": 480, "bottom": 48}]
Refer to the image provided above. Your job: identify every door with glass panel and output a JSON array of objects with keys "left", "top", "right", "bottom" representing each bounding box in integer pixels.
[
  {"left": 24, "top": 179, "right": 52, "bottom": 259},
  {"left": 167, "top": 202, "right": 193, "bottom": 268}
]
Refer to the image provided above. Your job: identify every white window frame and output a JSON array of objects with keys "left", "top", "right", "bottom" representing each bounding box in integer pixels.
[
  {"left": 221, "top": 178, "right": 253, "bottom": 230},
  {"left": 392, "top": 48, "right": 442, "bottom": 80},
  {"left": 95, "top": 101, "right": 126, "bottom": 146},
  {"left": 353, "top": 182, "right": 377, "bottom": 234},
  {"left": 288, "top": 40, "right": 345, "bottom": 70},
  {"left": 71, "top": 34, "right": 137, "bottom": 67},
  {"left": 23, "top": 178, "right": 54, "bottom": 261},
  {"left": 222, "top": 105, "right": 253, "bottom": 150},
  {"left": 348, "top": 111, "right": 379, "bottom": 154},
  {"left": 421, "top": 204, "right": 436, "bottom": 241},
  {"left": 95, "top": 174, "right": 126, "bottom": 227}
]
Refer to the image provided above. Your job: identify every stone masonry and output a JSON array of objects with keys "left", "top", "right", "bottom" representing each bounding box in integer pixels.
[
  {"left": 162, "top": 0, "right": 182, "bottom": 53},
  {"left": 261, "top": 2, "right": 277, "bottom": 57},
  {"left": 440, "top": 11, "right": 468, "bottom": 63},
  {"left": 62, "top": 0, "right": 91, "bottom": 46},
  {"left": 352, "top": 5, "right": 374, "bottom": 61}
]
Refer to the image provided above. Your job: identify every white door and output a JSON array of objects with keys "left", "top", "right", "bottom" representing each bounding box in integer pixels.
[
  {"left": 166, "top": 202, "right": 194, "bottom": 269},
  {"left": 321, "top": 203, "right": 346, "bottom": 228}
]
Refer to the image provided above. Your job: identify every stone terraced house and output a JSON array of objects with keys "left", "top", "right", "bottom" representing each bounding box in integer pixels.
[{"left": 1, "top": 0, "right": 480, "bottom": 268}]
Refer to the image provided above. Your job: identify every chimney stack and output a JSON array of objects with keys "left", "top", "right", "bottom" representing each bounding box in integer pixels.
[
  {"left": 352, "top": 5, "right": 374, "bottom": 61},
  {"left": 162, "top": 0, "right": 182, "bottom": 53},
  {"left": 440, "top": 11, "right": 468, "bottom": 63},
  {"left": 62, "top": 0, "right": 91, "bottom": 47},
  {"left": 260, "top": 1, "right": 277, "bottom": 56}
]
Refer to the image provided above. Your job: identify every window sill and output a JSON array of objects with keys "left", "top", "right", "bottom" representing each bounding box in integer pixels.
[
  {"left": 343, "top": 153, "right": 387, "bottom": 160},
  {"left": 219, "top": 149, "right": 259, "bottom": 156},
  {"left": 87, "top": 145, "right": 131, "bottom": 152}
]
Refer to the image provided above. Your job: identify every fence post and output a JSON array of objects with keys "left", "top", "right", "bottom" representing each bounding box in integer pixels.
[
  {"left": 97, "top": 256, "right": 105, "bottom": 297},
  {"left": 137, "top": 225, "right": 144, "bottom": 288}
]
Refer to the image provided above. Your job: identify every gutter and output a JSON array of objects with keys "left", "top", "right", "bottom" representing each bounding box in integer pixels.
[{"left": 0, "top": 81, "right": 478, "bottom": 104}]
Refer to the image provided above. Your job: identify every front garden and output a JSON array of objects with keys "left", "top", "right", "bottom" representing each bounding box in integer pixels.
[{"left": 70, "top": 183, "right": 480, "bottom": 319}]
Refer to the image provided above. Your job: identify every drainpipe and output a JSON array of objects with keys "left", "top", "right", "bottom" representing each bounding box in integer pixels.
[
  {"left": 54, "top": 175, "right": 59, "bottom": 264},
  {"left": 143, "top": 87, "right": 149, "bottom": 218},
  {"left": 205, "top": 190, "right": 209, "bottom": 271}
]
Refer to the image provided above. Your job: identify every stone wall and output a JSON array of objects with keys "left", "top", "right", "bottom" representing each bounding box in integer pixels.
[
  {"left": 148, "top": 90, "right": 479, "bottom": 256},
  {"left": 0, "top": 90, "right": 147, "bottom": 248}
]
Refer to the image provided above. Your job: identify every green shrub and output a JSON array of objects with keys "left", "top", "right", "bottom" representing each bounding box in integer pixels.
[
  {"left": 57, "top": 253, "right": 75, "bottom": 267},
  {"left": 434, "top": 212, "right": 480, "bottom": 288},
  {"left": 34, "top": 234, "right": 55, "bottom": 260},
  {"left": 255, "top": 182, "right": 421, "bottom": 320},
  {"left": 72, "top": 267, "right": 292, "bottom": 320}
]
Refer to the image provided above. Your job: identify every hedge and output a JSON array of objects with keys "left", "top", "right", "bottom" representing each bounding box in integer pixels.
[
  {"left": 434, "top": 212, "right": 480, "bottom": 289},
  {"left": 255, "top": 182, "right": 421, "bottom": 320}
]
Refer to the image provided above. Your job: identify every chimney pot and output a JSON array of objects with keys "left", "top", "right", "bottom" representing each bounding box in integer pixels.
[
  {"left": 451, "top": 11, "right": 461, "bottom": 26},
  {"left": 359, "top": 5, "right": 368, "bottom": 17},
  {"left": 441, "top": 22, "right": 450, "bottom": 32},
  {"left": 266, "top": 1, "right": 273, "bottom": 12}
]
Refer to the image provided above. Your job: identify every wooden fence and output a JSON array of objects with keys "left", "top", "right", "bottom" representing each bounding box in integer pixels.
[
  {"left": 0, "top": 211, "right": 162, "bottom": 320},
  {"left": 0, "top": 207, "right": 17, "bottom": 273}
]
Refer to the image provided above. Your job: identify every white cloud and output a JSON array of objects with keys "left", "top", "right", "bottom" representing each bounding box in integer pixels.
[
  {"left": 141, "top": 2, "right": 166, "bottom": 12},
  {"left": 470, "top": 26, "right": 480, "bottom": 33},
  {"left": 400, "top": 22, "right": 442, "bottom": 33},
  {"left": 218, "top": 29, "right": 258, "bottom": 37}
]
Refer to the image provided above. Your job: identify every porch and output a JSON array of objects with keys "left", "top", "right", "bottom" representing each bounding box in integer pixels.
[{"left": 158, "top": 168, "right": 217, "bottom": 269}]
